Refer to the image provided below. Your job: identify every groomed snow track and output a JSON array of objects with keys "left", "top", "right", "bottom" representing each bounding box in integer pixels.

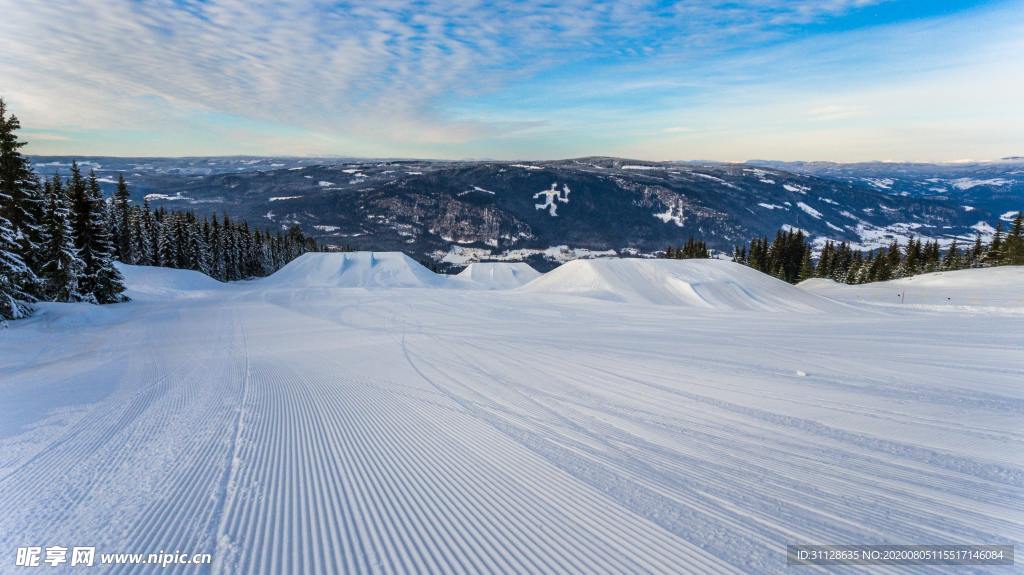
[{"left": 1, "top": 257, "right": 1022, "bottom": 574}]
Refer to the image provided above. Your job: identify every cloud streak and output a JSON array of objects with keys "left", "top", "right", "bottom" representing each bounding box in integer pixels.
[{"left": 1, "top": 0, "right": 1018, "bottom": 160}]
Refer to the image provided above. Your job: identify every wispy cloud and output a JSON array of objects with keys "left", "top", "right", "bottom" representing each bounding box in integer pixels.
[{"left": 0, "top": 0, "right": 1019, "bottom": 160}]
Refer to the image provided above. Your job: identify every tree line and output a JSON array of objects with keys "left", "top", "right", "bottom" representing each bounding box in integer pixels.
[
  {"left": 1, "top": 98, "right": 321, "bottom": 321},
  {"left": 663, "top": 237, "right": 710, "bottom": 260},
  {"left": 732, "top": 219, "right": 1023, "bottom": 285}
]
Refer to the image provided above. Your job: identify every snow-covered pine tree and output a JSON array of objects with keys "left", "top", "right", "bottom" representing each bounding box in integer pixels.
[
  {"left": 0, "top": 197, "right": 32, "bottom": 320},
  {"left": 797, "top": 247, "right": 815, "bottom": 282},
  {"left": 0, "top": 97, "right": 44, "bottom": 302},
  {"left": 38, "top": 175, "right": 85, "bottom": 302},
  {"left": 1006, "top": 211, "right": 1023, "bottom": 266},
  {"left": 209, "top": 216, "right": 224, "bottom": 280},
  {"left": 112, "top": 174, "right": 133, "bottom": 263},
  {"left": 142, "top": 200, "right": 158, "bottom": 266},
  {"left": 186, "top": 217, "right": 210, "bottom": 274},
  {"left": 222, "top": 214, "right": 238, "bottom": 280},
  {"left": 942, "top": 238, "right": 960, "bottom": 271},
  {"left": 85, "top": 172, "right": 127, "bottom": 303},
  {"left": 983, "top": 223, "right": 1004, "bottom": 266},
  {"left": 157, "top": 212, "right": 178, "bottom": 268},
  {"left": 968, "top": 234, "right": 983, "bottom": 267}
]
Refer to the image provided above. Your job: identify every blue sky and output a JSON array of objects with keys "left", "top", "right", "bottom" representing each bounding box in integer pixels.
[{"left": 1, "top": 0, "right": 1021, "bottom": 161}]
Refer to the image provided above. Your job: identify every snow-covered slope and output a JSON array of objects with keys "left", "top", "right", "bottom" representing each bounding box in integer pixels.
[
  {"left": 521, "top": 258, "right": 842, "bottom": 312},
  {"left": 2, "top": 262, "right": 1021, "bottom": 574},
  {"left": 117, "top": 262, "right": 224, "bottom": 300},
  {"left": 800, "top": 266, "right": 1024, "bottom": 312},
  {"left": 452, "top": 262, "right": 541, "bottom": 289},
  {"left": 263, "top": 251, "right": 442, "bottom": 288}
]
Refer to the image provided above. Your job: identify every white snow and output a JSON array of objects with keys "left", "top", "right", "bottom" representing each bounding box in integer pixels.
[
  {"left": 757, "top": 203, "right": 786, "bottom": 210},
  {"left": 1001, "top": 210, "right": 1022, "bottom": 222},
  {"left": 117, "top": 262, "right": 224, "bottom": 300},
  {"left": 783, "top": 183, "right": 810, "bottom": 194},
  {"left": 264, "top": 251, "right": 442, "bottom": 288},
  {"left": 457, "top": 186, "right": 495, "bottom": 197},
  {"left": 693, "top": 172, "right": 740, "bottom": 189},
  {"left": 800, "top": 266, "right": 1024, "bottom": 312},
  {"left": 654, "top": 202, "right": 685, "bottom": 226},
  {"left": 144, "top": 193, "right": 191, "bottom": 202},
  {"left": 313, "top": 225, "right": 340, "bottom": 232},
  {"left": 533, "top": 183, "right": 571, "bottom": 216},
  {"left": 521, "top": 258, "right": 841, "bottom": 311},
  {"left": 268, "top": 195, "right": 303, "bottom": 202},
  {"left": 510, "top": 164, "right": 543, "bottom": 170},
  {"left": 950, "top": 177, "right": 1012, "bottom": 190},
  {"left": 318, "top": 180, "right": 335, "bottom": 187},
  {"left": 453, "top": 262, "right": 541, "bottom": 289},
  {"left": 2, "top": 256, "right": 1022, "bottom": 574},
  {"left": 863, "top": 177, "right": 894, "bottom": 190},
  {"left": 796, "top": 202, "right": 822, "bottom": 219}
]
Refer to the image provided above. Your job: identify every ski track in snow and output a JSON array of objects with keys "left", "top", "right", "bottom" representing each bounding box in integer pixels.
[{"left": 1, "top": 264, "right": 1022, "bottom": 574}]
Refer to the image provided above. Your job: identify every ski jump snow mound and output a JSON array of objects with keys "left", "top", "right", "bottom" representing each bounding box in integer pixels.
[
  {"left": 116, "top": 262, "right": 224, "bottom": 300},
  {"left": 453, "top": 262, "right": 541, "bottom": 289},
  {"left": 264, "top": 252, "right": 443, "bottom": 288},
  {"left": 521, "top": 258, "right": 841, "bottom": 312}
]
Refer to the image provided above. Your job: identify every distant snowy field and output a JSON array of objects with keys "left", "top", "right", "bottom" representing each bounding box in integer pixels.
[{"left": 1, "top": 254, "right": 1022, "bottom": 573}]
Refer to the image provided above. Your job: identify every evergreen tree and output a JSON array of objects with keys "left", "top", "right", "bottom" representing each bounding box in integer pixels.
[
  {"left": 158, "top": 213, "right": 177, "bottom": 268},
  {"left": 38, "top": 176, "right": 84, "bottom": 302},
  {"left": 969, "top": 234, "right": 984, "bottom": 268},
  {"left": 984, "top": 222, "right": 1004, "bottom": 266},
  {"left": 0, "top": 195, "right": 31, "bottom": 319},
  {"left": 797, "top": 247, "right": 815, "bottom": 282},
  {"left": 85, "top": 172, "right": 127, "bottom": 303},
  {"left": 1005, "top": 211, "right": 1023, "bottom": 265},
  {"left": 942, "top": 238, "right": 960, "bottom": 271},
  {"left": 144, "top": 202, "right": 159, "bottom": 266},
  {"left": 0, "top": 97, "right": 44, "bottom": 302},
  {"left": 112, "top": 174, "right": 133, "bottom": 262}
]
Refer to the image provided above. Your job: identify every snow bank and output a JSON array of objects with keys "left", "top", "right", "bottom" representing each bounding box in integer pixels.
[
  {"left": 264, "top": 252, "right": 442, "bottom": 288},
  {"left": 800, "top": 266, "right": 1024, "bottom": 312},
  {"left": 520, "top": 258, "right": 841, "bottom": 311},
  {"left": 117, "top": 263, "right": 223, "bottom": 300},
  {"left": 452, "top": 262, "right": 541, "bottom": 290}
]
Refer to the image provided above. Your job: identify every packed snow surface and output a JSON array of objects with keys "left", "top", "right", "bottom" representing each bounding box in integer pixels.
[
  {"left": 800, "top": 266, "right": 1024, "bottom": 313},
  {"left": 453, "top": 262, "right": 540, "bottom": 289},
  {"left": 264, "top": 251, "right": 442, "bottom": 288},
  {"left": 521, "top": 258, "right": 843, "bottom": 311},
  {"left": 1, "top": 255, "right": 1022, "bottom": 574}
]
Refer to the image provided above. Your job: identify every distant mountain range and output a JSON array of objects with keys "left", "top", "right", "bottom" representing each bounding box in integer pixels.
[{"left": 29, "top": 155, "right": 1022, "bottom": 269}]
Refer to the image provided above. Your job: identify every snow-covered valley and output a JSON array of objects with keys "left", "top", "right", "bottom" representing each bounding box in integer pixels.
[{"left": 1, "top": 254, "right": 1022, "bottom": 573}]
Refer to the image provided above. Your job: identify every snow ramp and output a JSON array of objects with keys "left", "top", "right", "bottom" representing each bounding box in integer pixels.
[
  {"left": 452, "top": 262, "right": 541, "bottom": 289},
  {"left": 520, "top": 258, "right": 842, "bottom": 312},
  {"left": 263, "top": 252, "right": 443, "bottom": 288},
  {"left": 117, "top": 262, "right": 224, "bottom": 300}
]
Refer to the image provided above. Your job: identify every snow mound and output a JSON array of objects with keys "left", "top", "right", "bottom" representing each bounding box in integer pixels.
[
  {"left": 117, "top": 263, "right": 223, "bottom": 300},
  {"left": 453, "top": 262, "right": 541, "bottom": 289},
  {"left": 264, "top": 252, "right": 442, "bottom": 288},
  {"left": 800, "top": 266, "right": 1024, "bottom": 312},
  {"left": 520, "top": 258, "right": 840, "bottom": 311}
]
